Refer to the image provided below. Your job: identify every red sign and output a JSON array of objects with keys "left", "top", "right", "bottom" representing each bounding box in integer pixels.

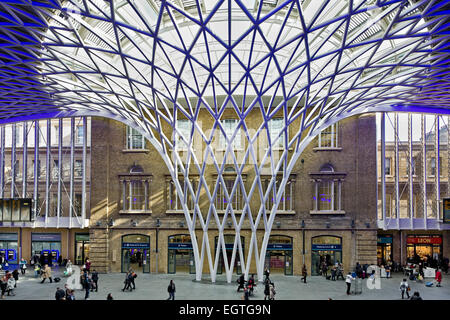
[{"left": 406, "top": 237, "right": 442, "bottom": 245}]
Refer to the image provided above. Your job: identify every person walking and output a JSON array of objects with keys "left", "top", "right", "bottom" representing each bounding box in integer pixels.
[
  {"left": 55, "top": 287, "right": 65, "bottom": 300},
  {"left": 435, "top": 269, "right": 442, "bottom": 287},
  {"left": 122, "top": 272, "right": 131, "bottom": 292},
  {"left": 269, "top": 282, "right": 276, "bottom": 300},
  {"left": 264, "top": 268, "right": 270, "bottom": 283},
  {"left": 400, "top": 278, "right": 410, "bottom": 299},
  {"left": 247, "top": 274, "right": 255, "bottom": 296},
  {"left": 243, "top": 287, "right": 250, "bottom": 300},
  {"left": 167, "top": 280, "right": 176, "bottom": 300},
  {"left": 85, "top": 258, "right": 91, "bottom": 272},
  {"left": 129, "top": 269, "right": 137, "bottom": 290},
  {"left": 236, "top": 274, "right": 245, "bottom": 292},
  {"left": 410, "top": 291, "right": 422, "bottom": 300},
  {"left": 301, "top": 264, "right": 307, "bottom": 283},
  {"left": 345, "top": 272, "right": 354, "bottom": 295},
  {"left": 41, "top": 264, "right": 53, "bottom": 283},
  {"left": 331, "top": 266, "right": 336, "bottom": 281},
  {"left": 19, "top": 258, "right": 27, "bottom": 275},
  {"left": 91, "top": 269, "right": 99, "bottom": 292},
  {"left": 107, "top": 293, "right": 113, "bottom": 300},
  {"left": 385, "top": 264, "right": 391, "bottom": 279}
]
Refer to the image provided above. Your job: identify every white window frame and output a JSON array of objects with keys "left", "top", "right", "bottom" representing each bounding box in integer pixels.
[
  {"left": 220, "top": 119, "right": 241, "bottom": 150},
  {"left": 126, "top": 126, "right": 145, "bottom": 150},
  {"left": 268, "top": 118, "right": 285, "bottom": 149},
  {"left": 175, "top": 119, "right": 192, "bottom": 151},
  {"left": 317, "top": 123, "right": 338, "bottom": 148}
]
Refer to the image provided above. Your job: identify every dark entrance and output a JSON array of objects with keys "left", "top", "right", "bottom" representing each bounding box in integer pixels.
[
  {"left": 121, "top": 234, "right": 150, "bottom": 273},
  {"left": 168, "top": 234, "right": 195, "bottom": 274},
  {"left": 264, "top": 235, "right": 293, "bottom": 275},
  {"left": 311, "top": 236, "right": 342, "bottom": 276},
  {"left": 377, "top": 235, "right": 393, "bottom": 266},
  {"left": 75, "top": 233, "right": 90, "bottom": 265}
]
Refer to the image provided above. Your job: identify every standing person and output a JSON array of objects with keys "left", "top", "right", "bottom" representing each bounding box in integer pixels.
[
  {"left": 243, "top": 287, "right": 250, "bottom": 300},
  {"left": 84, "top": 273, "right": 91, "bottom": 300},
  {"left": 167, "top": 280, "right": 176, "bottom": 300},
  {"left": 85, "top": 258, "right": 91, "bottom": 272},
  {"left": 6, "top": 273, "right": 15, "bottom": 296},
  {"left": 269, "top": 282, "right": 276, "bottom": 300},
  {"left": 264, "top": 268, "right": 270, "bottom": 283},
  {"left": 247, "top": 274, "right": 255, "bottom": 296},
  {"left": 345, "top": 272, "right": 354, "bottom": 295},
  {"left": 91, "top": 269, "right": 99, "bottom": 292},
  {"left": 19, "top": 258, "right": 27, "bottom": 275},
  {"left": 331, "top": 266, "right": 336, "bottom": 281},
  {"left": 385, "top": 264, "right": 391, "bottom": 279},
  {"left": 55, "top": 287, "right": 65, "bottom": 300},
  {"left": 236, "top": 274, "right": 245, "bottom": 292},
  {"left": 57, "top": 255, "right": 63, "bottom": 267},
  {"left": 264, "top": 281, "right": 270, "bottom": 300},
  {"left": 400, "top": 278, "right": 410, "bottom": 299},
  {"left": 0, "top": 274, "right": 7, "bottom": 299},
  {"left": 435, "top": 269, "right": 442, "bottom": 287},
  {"left": 12, "top": 269, "right": 19, "bottom": 288},
  {"left": 336, "top": 264, "right": 344, "bottom": 280},
  {"left": 41, "top": 264, "right": 52, "bottom": 283},
  {"left": 301, "top": 264, "right": 307, "bottom": 283},
  {"left": 107, "top": 293, "right": 113, "bottom": 300}
]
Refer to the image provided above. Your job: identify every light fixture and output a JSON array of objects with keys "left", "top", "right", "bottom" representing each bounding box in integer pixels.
[
  {"left": 276, "top": 221, "right": 281, "bottom": 228},
  {"left": 179, "top": 221, "right": 185, "bottom": 228},
  {"left": 96, "top": 221, "right": 101, "bottom": 227},
  {"left": 301, "top": 220, "right": 305, "bottom": 228},
  {"left": 108, "top": 219, "right": 114, "bottom": 227},
  {"left": 326, "top": 222, "right": 330, "bottom": 229},
  {"left": 131, "top": 220, "right": 137, "bottom": 227},
  {"left": 227, "top": 221, "right": 232, "bottom": 228},
  {"left": 366, "top": 222, "right": 370, "bottom": 228},
  {"left": 156, "top": 218, "right": 161, "bottom": 228}
]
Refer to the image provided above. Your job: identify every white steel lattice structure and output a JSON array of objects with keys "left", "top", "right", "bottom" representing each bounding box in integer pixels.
[{"left": 0, "top": 0, "right": 450, "bottom": 282}]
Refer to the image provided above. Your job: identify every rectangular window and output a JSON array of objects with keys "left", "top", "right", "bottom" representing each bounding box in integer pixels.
[
  {"left": 317, "top": 123, "right": 338, "bottom": 148},
  {"left": 51, "top": 193, "right": 58, "bottom": 217},
  {"left": 385, "top": 158, "right": 391, "bottom": 175},
  {"left": 74, "top": 194, "right": 82, "bottom": 216},
  {"left": 52, "top": 160, "right": 59, "bottom": 179},
  {"left": 75, "top": 160, "right": 83, "bottom": 178},
  {"left": 430, "top": 157, "right": 442, "bottom": 176},
  {"left": 216, "top": 178, "right": 241, "bottom": 211},
  {"left": 220, "top": 119, "right": 241, "bottom": 150},
  {"left": 268, "top": 118, "right": 284, "bottom": 149},
  {"left": 76, "top": 125, "right": 84, "bottom": 145},
  {"left": 126, "top": 126, "right": 145, "bottom": 150},
  {"left": 266, "top": 178, "right": 293, "bottom": 211},
  {"left": 175, "top": 119, "right": 192, "bottom": 150}
]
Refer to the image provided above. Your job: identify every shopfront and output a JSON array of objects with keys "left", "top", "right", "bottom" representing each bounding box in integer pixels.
[
  {"left": 406, "top": 235, "right": 443, "bottom": 264},
  {"left": 31, "top": 233, "right": 61, "bottom": 265},
  {"left": 377, "top": 235, "right": 393, "bottom": 266},
  {"left": 311, "top": 236, "right": 342, "bottom": 276},
  {"left": 214, "top": 235, "right": 244, "bottom": 275},
  {"left": 75, "top": 233, "right": 90, "bottom": 265},
  {"left": 168, "top": 234, "right": 195, "bottom": 274},
  {"left": 121, "top": 234, "right": 150, "bottom": 273},
  {"left": 264, "top": 235, "right": 293, "bottom": 275},
  {"left": 0, "top": 233, "right": 18, "bottom": 265}
]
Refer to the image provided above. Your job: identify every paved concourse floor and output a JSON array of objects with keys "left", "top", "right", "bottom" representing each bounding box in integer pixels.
[{"left": 3, "top": 268, "right": 450, "bottom": 301}]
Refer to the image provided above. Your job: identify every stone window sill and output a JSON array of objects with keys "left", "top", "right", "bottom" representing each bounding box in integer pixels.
[
  {"left": 309, "top": 210, "right": 345, "bottom": 215},
  {"left": 313, "top": 147, "right": 342, "bottom": 152},
  {"left": 122, "top": 149, "right": 149, "bottom": 153},
  {"left": 166, "top": 210, "right": 194, "bottom": 215},
  {"left": 119, "top": 210, "right": 152, "bottom": 215}
]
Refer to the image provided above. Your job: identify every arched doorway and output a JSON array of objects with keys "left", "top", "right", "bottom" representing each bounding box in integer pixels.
[
  {"left": 168, "top": 234, "right": 195, "bottom": 274},
  {"left": 121, "top": 234, "right": 150, "bottom": 273},
  {"left": 311, "top": 236, "right": 342, "bottom": 276}
]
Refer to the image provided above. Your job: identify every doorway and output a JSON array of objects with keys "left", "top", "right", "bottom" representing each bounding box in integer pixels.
[
  {"left": 121, "top": 234, "right": 150, "bottom": 273},
  {"left": 75, "top": 233, "right": 90, "bottom": 265}
]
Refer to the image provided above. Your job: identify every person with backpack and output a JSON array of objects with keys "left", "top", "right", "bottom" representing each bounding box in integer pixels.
[
  {"left": 400, "top": 278, "right": 410, "bottom": 299},
  {"left": 167, "top": 280, "right": 176, "bottom": 300},
  {"left": 91, "top": 269, "right": 99, "bottom": 292}
]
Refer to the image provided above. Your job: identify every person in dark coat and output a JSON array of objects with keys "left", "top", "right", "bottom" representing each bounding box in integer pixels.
[
  {"left": 57, "top": 255, "right": 62, "bottom": 267},
  {"left": 107, "top": 293, "right": 113, "bottom": 300},
  {"left": 167, "top": 280, "right": 176, "bottom": 300},
  {"left": 301, "top": 264, "right": 307, "bottom": 283},
  {"left": 410, "top": 291, "right": 422, "bottom": 300},
  {"left": 91, "top": 269, "right": 99, "bottom": 292},
  {"left": 236, "top": 274, "right": 245, "bottom": 292},
  {"left": 122, "top": 272, "right": 132, "bottom": 292},
  {"left": 243, "top": 287, "right": 250, "bottom": 300},
  {"left": 55, "top": 287, "right": 65, "bottom": 300},
  {"left": 12, "top": 269, "right": 19, "bottom": 288}
]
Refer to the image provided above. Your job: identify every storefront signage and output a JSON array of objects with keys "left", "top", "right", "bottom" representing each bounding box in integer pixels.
[
  {"left": 406, "top": 237, "right": 442, "bottom": 245},
  {"left": 444, "top": 198, "right": 450, "bottom": 224},
  {"left": 168, "top": 242, "right": 193, "bottom": 249},
  {"left": 122, "top": 242, "right": 150, "bottom": 249},
  {"left": 75, "top": 234, "right": 90, "bottom": 241},
  {"left": 377, "top": 237, "right": 393, "bottom": 244},
  {"left": 0, "top": 233, "right": 18, "bottom": 241},
  {"left": 31, "top": 233, "right": 61, "bottom": 241},
  {"left": 311, "top": 244, "right": 342, "bottom": 251},
  {"left": 267, "top": 244, "right": 292, "bottom": 250}
]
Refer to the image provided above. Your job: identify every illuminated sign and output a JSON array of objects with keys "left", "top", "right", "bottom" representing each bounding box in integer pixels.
[{"left": 406, "top": 236, "right": 442, "bottom": 245}]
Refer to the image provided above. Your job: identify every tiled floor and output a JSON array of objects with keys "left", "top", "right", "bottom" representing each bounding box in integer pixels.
[{"left": 3, "top": 268, "right": 449, "bottom": 300}]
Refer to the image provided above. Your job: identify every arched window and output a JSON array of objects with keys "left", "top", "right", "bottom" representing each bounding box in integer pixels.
[{"left": 119, "top": 164, "right": 152, "bottom": 213}]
